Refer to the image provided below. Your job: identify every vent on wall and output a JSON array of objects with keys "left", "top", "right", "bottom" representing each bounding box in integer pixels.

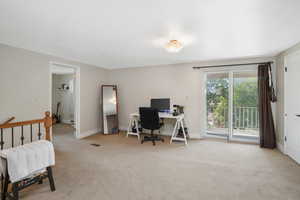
[{"left": 90, "top": 143, "right": 101, "bottom": 147}]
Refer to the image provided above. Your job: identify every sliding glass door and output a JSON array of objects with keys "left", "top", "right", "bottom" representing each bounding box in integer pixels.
[
  {"left": 232, "top": 71, "right": 259, "bottom": 138},
  {"left": 205, "top": 68, "right": 259, "bottom": 142},
  {"left": 206, "top": 72, "right": 229, "bottom": 136}
]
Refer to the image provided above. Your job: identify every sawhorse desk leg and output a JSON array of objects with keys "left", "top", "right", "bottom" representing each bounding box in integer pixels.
[
  {"left": 170, "top": 118, "right": 187, "bottom": 145},
  {"left": 127, "top": 117, "right": 140, "bottom": 140}
]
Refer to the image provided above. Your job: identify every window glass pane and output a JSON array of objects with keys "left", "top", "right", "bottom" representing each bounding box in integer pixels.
[
  {"left": 206, "top": 73, "right": 229, "bottom": 135},
  {"left": 232, "top": 71, "right": 259, "bottom": 137}
]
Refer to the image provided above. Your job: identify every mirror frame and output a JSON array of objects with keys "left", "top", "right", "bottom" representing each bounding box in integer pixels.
[{"left": 101, "top": 85, "right": 119, "bottom": 134}]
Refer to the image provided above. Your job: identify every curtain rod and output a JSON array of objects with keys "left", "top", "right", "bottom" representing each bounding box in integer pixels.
[{"left": 193, "top": 61, "right": 273, "bottom": 69}]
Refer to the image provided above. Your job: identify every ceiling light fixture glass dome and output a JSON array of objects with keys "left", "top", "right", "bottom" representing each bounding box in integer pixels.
[{"left": 165, "top": 40, "right": 183, "bottom": 53}]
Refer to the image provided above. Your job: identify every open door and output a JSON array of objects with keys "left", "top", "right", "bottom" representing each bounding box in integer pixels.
[{"left": 285, "top": 50, "right": 300, "bottom": 164}]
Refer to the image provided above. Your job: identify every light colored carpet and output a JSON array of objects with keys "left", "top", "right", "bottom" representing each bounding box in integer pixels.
[{"left": 19, "top": 124, "right": 300, "bottom": 200}]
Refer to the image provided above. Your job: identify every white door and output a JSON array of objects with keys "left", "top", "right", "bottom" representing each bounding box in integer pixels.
[{"left": 285, "top": 50, "right": 300, "bottom": 164}]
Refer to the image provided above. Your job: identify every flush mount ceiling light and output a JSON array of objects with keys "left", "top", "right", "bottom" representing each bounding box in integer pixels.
[{"left": 165, "top": 40, "right": 183, "bottom": 53}]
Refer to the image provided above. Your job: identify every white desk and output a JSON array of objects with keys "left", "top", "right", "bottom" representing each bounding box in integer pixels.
[{"left": 127, "top": 112, "right": 188, "bottom": 145}]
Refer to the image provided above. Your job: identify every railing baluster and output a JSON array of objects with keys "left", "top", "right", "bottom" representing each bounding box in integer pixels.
[
  {"left": 242, "top": 108, "right": 244, "bottom": 128},
  {"left": 243, "top": 108, "right": 245, "bottom": 128},
  {"left": 245, "top": 107, "right": 247, "bottom": 128},
  {"left": 38, "top": 123, "right": 41, "bottom": 140},
  {"left": 0, "top": 128, "right": 3, "bottom": 150},
  {"left": 249, "top": 108, "right": 252, "bottom": 128},
  {"left": 254, "top": 108, "right": 256, "bottom": 128},
  {"left": 244, "top": 108, "right": 246, "bottom": 128},
  {"left": 0, "top": 111, "right": 51, "bottom": 149},
  {"left": 11, "top": 127, "right": 14, "bottom": 148},
  {"left": 240, "top": 108, "right": 242, "bottom": 128},
  {"left": 30, "top": 124, "right": 33, "bottom": 142},
  {"left": 246, "top": 108, "right": 249, "bottom": 128},
  {"left": 252, "top": 108, "right": 254, "bottom": 128},
  {"left": 21, "top": 125, "right": 24, "bottom": 145},
  {"left": 239, "top": 108, "right": 242, "bottom": 128},
  {"left": 234, "top": 107, "right": 237, "bottom": 129},
  {"left": 236, "top": 107, "right": 238, "bottom": 129},
  {"left": 245, "top": 108, "right": 247, "bottom": 128},
  {"left": 249, "top": 108, "right": 251, "bottom": 128},
  {"left": 239, "top": 107, "right": 241, "bottom": 128},
  {"left": 253, "top": 108, "right": 255, "bottom": 128},
  {"left": 256, "top": 108, "right": 259, "bottom": 129},
  {"left": 234, "top": 107, "right": 236, "bottom": 129}
]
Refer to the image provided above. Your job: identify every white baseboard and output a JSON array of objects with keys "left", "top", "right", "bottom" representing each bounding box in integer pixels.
[
  {"left": 120, "top": 125, "right": 203, "bottom": 140},
  {"left": 61, "top": 119, "right": 72, "bottom": 124},
  {"left": 119, "top": 126, "right": 127, "bottom": 132},
  {"left": 78, "top": 128, "right": 101, "bottom": 139},
  {"left": 277, "top": 142, "right": 285, "bottom": 154},
  {"left": 188, "top": 132, "right": 204, "bottom": 139}
]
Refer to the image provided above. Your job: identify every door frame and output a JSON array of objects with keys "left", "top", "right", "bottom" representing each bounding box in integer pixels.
[
  {"left": 284, "top": 56, "right": 288, "bottom": 154},
  {"left": 203, "top": 65, "right": 259, "bottom": 143},
  {"left": 49, "top": 62, "right": 81, "bottom": 139}
]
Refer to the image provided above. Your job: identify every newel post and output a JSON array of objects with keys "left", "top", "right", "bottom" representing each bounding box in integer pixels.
[{"left": 44, "top": 111, "right": 52, "bottom": 141}]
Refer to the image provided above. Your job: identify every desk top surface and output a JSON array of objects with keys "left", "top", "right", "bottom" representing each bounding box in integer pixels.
[{"left": 130, "top": 112, "right": 184, "bottom": 119}]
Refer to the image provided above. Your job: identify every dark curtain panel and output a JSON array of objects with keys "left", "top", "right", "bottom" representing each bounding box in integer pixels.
[{"left": 258, "top": 64, "right": 276, "bottom": 148}]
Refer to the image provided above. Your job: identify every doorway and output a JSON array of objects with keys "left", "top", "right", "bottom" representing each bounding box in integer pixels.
[
  {"left": 205, "top": 67, "right": 259, "bottom": 143},
  {"left": 50, "top": 62, "right": 80, "bottom": 139}
]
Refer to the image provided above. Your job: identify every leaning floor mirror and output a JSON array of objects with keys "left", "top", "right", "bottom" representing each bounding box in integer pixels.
[{"left": 101, "top": 85, "right": 119, "bottom": 134}]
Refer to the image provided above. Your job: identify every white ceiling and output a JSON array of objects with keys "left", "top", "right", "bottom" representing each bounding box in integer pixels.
[{"left": 0, "top": 0, "right": 300, "bottom": 69}]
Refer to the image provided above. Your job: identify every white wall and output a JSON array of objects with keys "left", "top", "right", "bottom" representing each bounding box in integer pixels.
[
  {"left": 0, "top": 41, "right": 284, "bottom": 143},
  {"left": 107, "top": 57, "right": 275, "bottom": 138},
  {"left": 275, "top": 42, "right": 300, "bottom": 151},
  {"left": 0, "top": 43, "right": 108, "bottom": 140},
  {"left": 52, "top": 74, "right": 75, "bottom": 123}
]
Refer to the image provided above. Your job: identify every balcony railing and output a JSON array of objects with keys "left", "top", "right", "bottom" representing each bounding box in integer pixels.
[
  {"left": 233, "top": 107, "right": 258, "bottom": 129},
  {"left": 207, "top": 106, "right": 259, "bottom": 130}
]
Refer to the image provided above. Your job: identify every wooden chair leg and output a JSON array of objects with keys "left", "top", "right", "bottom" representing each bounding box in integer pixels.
[
  {"left": 46, "top": 167, "right": 55, "bottom": 191},
  {"left": 1, "top": 170, "right": 9, "bottom": 200},
  {"left": 12, "top": 183, "right": 19, "bottom": 200}
]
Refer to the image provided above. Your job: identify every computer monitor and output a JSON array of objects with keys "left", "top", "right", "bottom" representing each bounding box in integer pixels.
[{"left": 150, "top": 98, "right": 170, "bottom": 112}]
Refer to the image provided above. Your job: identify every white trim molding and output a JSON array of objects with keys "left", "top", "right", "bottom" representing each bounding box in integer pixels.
[
  {"left": 277, "top": 142, "right": 285, "bottom": 154},
  {"left": 121, "top": 124, "right": 204, "bottom": 140},
  {"left": 50, "top": 62, "right": 81, "bottom": 139},
  {"left": 188, "top": 132, "right": 204, "bottom": 139},
  {"left": 61, "top": 119, "right": 73, "bottom": 124},
  {"left": 119, "top": 126, "right": 128, "bottom": 132},
  {"left": 78, "top": 129, "right": 101, "bottom": 139}
]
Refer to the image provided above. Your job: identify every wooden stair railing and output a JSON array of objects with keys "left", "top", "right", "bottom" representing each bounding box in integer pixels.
[
  {"left": 0, "top": 112, "right": 54, "bottom": 197},
  {"left": 0, "top": 111, "right": 52, "bottom": 150},
  {"left": 0, "top": 117, "right": 15, "bottom": 126}
]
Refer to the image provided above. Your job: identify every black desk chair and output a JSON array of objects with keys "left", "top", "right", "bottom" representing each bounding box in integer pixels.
[{"left": 139, "top": 107, "right": 164, "bottom": 145}]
